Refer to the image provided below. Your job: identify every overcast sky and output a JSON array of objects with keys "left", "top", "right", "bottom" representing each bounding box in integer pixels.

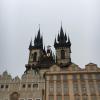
[{"left": 0, "top": 0, "right": 100, "bottom": 77}]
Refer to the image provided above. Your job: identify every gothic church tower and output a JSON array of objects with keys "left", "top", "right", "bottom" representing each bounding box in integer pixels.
[
  {"left": 54, "top": 25, "right": 71, "bottom": 66},
  {"left": 28, "top": 28, "right": 43, "bottom": 65}
]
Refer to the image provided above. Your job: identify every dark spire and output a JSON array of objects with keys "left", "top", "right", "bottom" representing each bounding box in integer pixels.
[
  {"left": 32, "top": 26, "right": 43, "bottom": 49},
  {"left": 65, "top": 33, "right": 67, "bottom": 41},
  {"left": 54, "top": 26, "right": 71, "bottom": 49},
  {"left": 67, "top": 35, "right": 71, "bottom": 46},
  {"left": 34, "top": 36, "right": 37, "bottom": 46},
  {"left": 37, "top": 26, "right": 40, "bottom": 40},
  {"left": 43, "top": 46, "right": 46, "bottom": 55},
  {"left": 60, "top": 25, "right": 64, "bottom": 39},
  {"left": 29, "top": 39, "right": 32, "bottom": 50},
  {"left": 54, "top": 37, "right": 57, "bottom": 45},
  {"left": 58, "top": 24, "right": 66, "bottom": 44},
  {"left": 57, "top": 33, "right": 60, "bottom": 41}
]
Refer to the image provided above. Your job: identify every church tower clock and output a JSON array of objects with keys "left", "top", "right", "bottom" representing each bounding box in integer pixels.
[{"left": 54, "top": 25, "right": 71, "bottom": 66}]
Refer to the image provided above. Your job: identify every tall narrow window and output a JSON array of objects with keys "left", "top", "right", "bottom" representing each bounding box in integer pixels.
[
  {"left": 49, "top": 96, "right": 54, "bottom": 100},
  {"left": 63, "top": 82, "right": 69, "bottom": 95},
  {"left": 57, "top": 96, "right": 62, "bottom": 100},
  {"left": 91, "top": 95, "right": 97, "bottom": 100},
  {"left": 97, "top": 82, "right": 100, "bottom": 94},
  {"left": 89, "top": 82, "right": 95, "bottom": 94},
  {"left": 64, "top": 95, "right": 69, "bottom": 100},
  {"left": 61, "top": 50, "right": 65, "bottom": 59},
  {"left": 33, "top": 52, "right": 37, "bottom": 61},
  {"left": 81, "top": 82, "right": 87, "bottom": 94},
  {"left": 56, "top": 82, "right": 61, "bottom": 95},
  {"left": 82, "top": 95, "right": 87, "bottom": 100},
  {"left": 49, "top": 82, "right": 54, "bottom": 95},
  {"left": 74, "top": 95, "right": 80, "bottom": 100},
  {"left": 73, "top": 82, "right": 79, "bottom": 94}
]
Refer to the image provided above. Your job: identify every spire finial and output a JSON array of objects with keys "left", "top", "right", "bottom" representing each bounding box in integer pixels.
[
  {"left": 30, "top": 37, "right": 32, "bottom": 44},
  {"left": 61, "top": 21, "right": 62, "bottom": 27},
  {"left": 38, "top": 24, "right": 40, "bottom": 33},
  {"left": 68, "top": 35, "right": 71, "bottom": 44}
]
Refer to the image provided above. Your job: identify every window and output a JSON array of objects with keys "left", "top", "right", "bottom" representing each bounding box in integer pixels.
[
  {"left": 88, "top": 74, "right": 93, "bottom": 80},
  {"left": 6, "top": 85, "right": 9, "bottom": 88},
  {"left": 33, "top": 52, "right": 37, "bottom": 61},
  {"left": 63, "top": 75, "right": 67, "bottom": 81},
  {"left": 81, "top": 83, "right": 86, "bottom": 93},
  {"left": 22, "top": 84, "right": 26, "bottom": 88},
  {"left": 35, "top": 98, "right": 41, "bottom": 100},
  {"left": 10, "top": 92, "right": 19, "bottom": 100},
  {"left": 63, "top": 82, "right": 69, "bottom": 94},
  {"left": 73, "top": 75, "right": 77, "bottom": 81},
  {"left": 74, "top": 95, "right": 80, "bottom": 100},
  {"left": 19, "top": 98, "right": 25, "bottom": 100},
  {"left": 56, "top": 75, "right": 61, "bottom": 81},
  {"left": 96, "top": 82, "right": 100, "bottom": 93},
  {"left": 61, "top": 50, "right": 65, "bottom": 59},
  {"left": 33, "top": 84, "right": 38, "bottom": 88},
  {"left": 28, "top": 84, "right": 31, "bottom": 88},
  {"left": 56, "top": 82, "right": 61, "bottom": 94},
  {"left": 95, "top": 74, "right": 100, "bottom": 80},
  {"left": 73, "top": 82, "right": 79, "bottom": 94},
  {"left": 49, "top": 82, "right": 54, "bottom": 94},
  {"left": 49, "top": 96, "right": 54, "bottom": 100},
  {"left": 89, "top": 82, "right": 95, "bottom": 94},
  {"left": 1, "top": 85, "right": 4, "bottom": 88},
  {"left": 91, "top": 95, "right": 97, "bottom": 100},
  {"left": 80, "top": 75, "right": 85, "bottom": 80},
  {"left": 57, "top": 96, "right": 62, "bottom": 100},
  {"left": 82, "top": 95, "right": 87, "bottom": 100},
  {"left": 28, "top": 99, "right": 33, "bottom": 100},
  {"left": 64, "top": 96, "right": 69, "bottom": 100},
  {"left": 49, "top": 75, "right": 54, "bottom": 81}
]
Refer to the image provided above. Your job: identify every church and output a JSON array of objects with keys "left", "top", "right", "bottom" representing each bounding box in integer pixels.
[{"left": 0, "top": 26, "right": 100, "bottom": 100}]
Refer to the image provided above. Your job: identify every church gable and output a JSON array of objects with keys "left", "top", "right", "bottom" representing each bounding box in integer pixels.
[{"left": 49, "top": 65, "right": 61, "bottom": 72}]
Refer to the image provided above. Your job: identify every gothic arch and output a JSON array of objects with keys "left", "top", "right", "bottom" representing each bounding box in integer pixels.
[
  {"left": 61, "top": 50, "right": 65, "bottom": 59},
  {"left": 33, "top": 52, "right": 37, "bottom": 61},
  {"left": 10, "top": 92, "right": 20, "bottom": 100}
]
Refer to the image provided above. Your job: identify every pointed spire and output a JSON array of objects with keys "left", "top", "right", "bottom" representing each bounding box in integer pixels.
[
  {"left": 34, "top": 36, "right": 37, "bottom": 46},
  {"left": 54, "top": 37, "right": 57, "bottom": 45},
  {"left": 29, "top": 39, "right": 32, "bottom": 50},
  {"left": 59, "top": 23, "right": 65, "bottom": 43},
  {"left": 68, "top": 35, "right": 71, "bottom": 46},
  {"left": 43, "top": 45, "right": 46, "bottom": 55},
  {"left": 57, "top": 33, "right": 60, "bottom": 41},
  {"left": 60, "top": 24, "right": 64, "bottom": 37},
  {"left": 43, "top": 45, "right": 46, "bottom": 53},
  {"left": 65, "top": 33, "right": 67, "bottom": 41},
  {"left": 68, "top": 35, "right": 70, "bottom": 42},
  {"left": 37, "top": 29, "right": 40, "bottom": 39}
]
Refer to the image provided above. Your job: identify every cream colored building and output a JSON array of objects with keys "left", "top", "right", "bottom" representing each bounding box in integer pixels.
[{"left": 0, "top": 26, "right": 100, "bottom": 100}]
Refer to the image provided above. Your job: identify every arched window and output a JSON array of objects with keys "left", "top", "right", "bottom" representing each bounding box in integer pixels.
[
  {"left": 33, "top": 52, "right": 37, "bottom": 61},
  {"left": 61, "top": 50, "right": 65, "bottom": 59},
  {"left": 10, "top": 92, "right": 19, "bottom": 100}
]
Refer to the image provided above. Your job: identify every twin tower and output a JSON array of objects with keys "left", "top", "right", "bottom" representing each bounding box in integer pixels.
[{"left": 25, "top": 25, "right": 72, "bottom": 72}]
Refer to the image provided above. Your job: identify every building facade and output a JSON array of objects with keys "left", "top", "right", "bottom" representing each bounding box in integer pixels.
[{"left": 0, "top": 26, "right": 100, "bottom": 100}]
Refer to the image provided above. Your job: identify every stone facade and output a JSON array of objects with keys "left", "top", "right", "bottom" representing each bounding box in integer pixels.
[{"left": 0, "top": 26, "right": 99, "bottom": 100}]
